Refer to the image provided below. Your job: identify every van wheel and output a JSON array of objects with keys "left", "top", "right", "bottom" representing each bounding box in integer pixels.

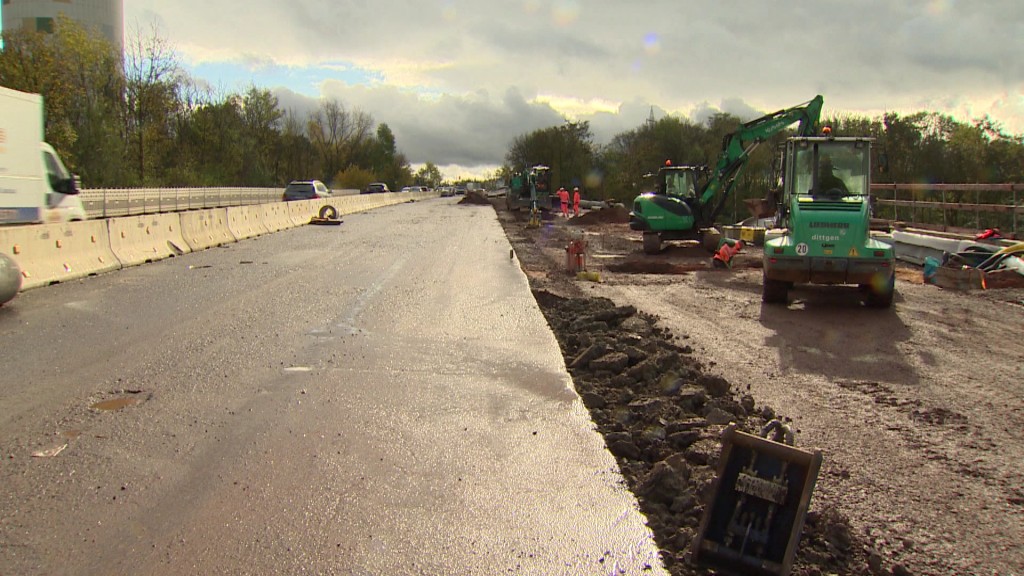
[{"left": 642, "top": 233, "right": 661, "bottom": 254}]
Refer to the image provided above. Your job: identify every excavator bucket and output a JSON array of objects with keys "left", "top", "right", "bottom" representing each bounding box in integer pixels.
[
  {"left": 744, "top": 187, "right": 781, "bottom": 219},
  {"left": 743, "top": 197, "right": 777, "bottom": 219}
]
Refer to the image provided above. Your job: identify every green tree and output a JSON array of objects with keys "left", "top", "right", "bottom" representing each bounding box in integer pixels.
[
  {"left": 415, "top": 162, "right": 442, "bottom": 187},
  {"left": 278, "top": 110, "right": 318, "bottom": 183},
  {"left": 598, "top": 114, "right": 714, "bottom": 201},
  {"left": 239, "top": 87, "right": 284, "bottom": 185},
  {"left": 333, "top": 165, "right": 376, "bottom": 191},
  {"left": 368, "top": 123, "right": 412, "bottom": 189},
  {"left": 506, "top": 120, "right": 594, "bottom": 192},
  {"left": 186, "top": 98, "right": 246, "bottom": 185},
  {"left": 0, "top": 16, "right": 126, "bottom": 185}
]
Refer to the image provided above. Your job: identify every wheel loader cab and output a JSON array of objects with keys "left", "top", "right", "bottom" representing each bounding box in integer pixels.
[{"left": 787, "top": 139, "right": 871, "bottom": 203}]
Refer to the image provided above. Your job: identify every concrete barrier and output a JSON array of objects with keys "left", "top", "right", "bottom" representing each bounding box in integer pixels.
[
  {"left": 0, "top": 221, "right": 121, "bottom": 290},
  {"left": 260, "top": 202, "right": 295, "bottom": 232},
  {"left": 227, "top": 205, "right": 269, "bottom": 240},
  {"left": 288, "top": 199, "right": 323, "bottom": 226},
  {"left": 180, "top": 208, "right": 237, "bottom": 251},
  {"left": 329, "top": 196, "right": 358, "bottom": 216},
  {"left": 891, "top": 230, "right": 986, "bottom": 265},
  {"left": 107, "top": 213, "right": 191, "bottom": 266},
  {"left": 346, "top": 193, "right": 397, "bottom": 213}
]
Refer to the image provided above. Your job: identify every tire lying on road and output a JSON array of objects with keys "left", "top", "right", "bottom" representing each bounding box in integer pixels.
[{"left": 318, "top": 204, "right": 339, "bottom": 220}]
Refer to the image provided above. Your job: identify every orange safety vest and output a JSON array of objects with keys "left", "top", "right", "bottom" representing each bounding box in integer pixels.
[{"left": 713, "top": 239, "right": 744, "bottom": 267}]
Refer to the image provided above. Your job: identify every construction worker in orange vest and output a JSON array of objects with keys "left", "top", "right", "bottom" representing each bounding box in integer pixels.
[
  {"left": 557, "top": 187, "right": 570, "bottom": 218},
  {"left": 712, "top": 238, "right": 745, "bottom": 268},
  {"left": 573, "top": 187, "right": 581, "bottom": 217}
]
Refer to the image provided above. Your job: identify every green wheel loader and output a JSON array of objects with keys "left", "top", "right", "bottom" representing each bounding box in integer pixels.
[{"left": 762, "top": 134, "right": 895, "bottom": 307}]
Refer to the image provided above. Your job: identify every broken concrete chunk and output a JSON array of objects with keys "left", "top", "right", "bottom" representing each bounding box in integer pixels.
[
  {"left": 677, "top": 386, "right": 709, "bottom": 413},
  {"left": 638, "top": 460, "right": 688, "bottom": 505},
  {"left": 740, "top": 394, "right": 756, "bottom": 413},
  {"left": 622, "top": 345, "right": 647, "bottom": 365},
  {"left": 629, "top": 397, "right": 667, "bottom": 417},
  {"left": 590, "top": 305, "right": 638, "bottom": 323},
  {"left": 684, "top": 438, "right": 721, "bottom": 466},
  {"left": 619, "top": 316, "right": 653, "bottom": 335},
  {"left": 589, "top": 351, "right": 630, "bottom": 373},
  {"left": 698, "top": 374, "right": 731, "bottom": 398},
  {"left": 608, "top": 439, "right": 642, "bottom": 461},
  {"left": 570, "top": 342, "right": 608, "bottom": 369},
  {"left": 627, "top": 359, "right": 659, "bottom": 383},
  {"left": 703, "top": 406, "right": 734, "bottom": 425},
  {"left": 580, "top": 391, "right": 607, "bottom": 409},
  {"left": 668, "top": 430, "right": 702, "bottom": 450}
]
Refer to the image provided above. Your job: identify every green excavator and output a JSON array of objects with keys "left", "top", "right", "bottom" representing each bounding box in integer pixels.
[
  {"left": 629, "top": 95, "right": 824, "bottom": 254},
  {"left": 505, "top": 165, "right": 551, "bottom": 212}
]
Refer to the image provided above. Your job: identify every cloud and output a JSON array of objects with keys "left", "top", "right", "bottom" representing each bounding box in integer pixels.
[{"left": 125, "top": 0, "right": 1024, "bottom": 173}]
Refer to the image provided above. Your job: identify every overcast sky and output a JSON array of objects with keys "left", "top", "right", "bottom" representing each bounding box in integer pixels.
[{"left": 125, "top": 0, "right": 1023, "bottom": 180}]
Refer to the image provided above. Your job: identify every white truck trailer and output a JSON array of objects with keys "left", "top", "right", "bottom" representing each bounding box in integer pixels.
[{"left": 0, "top": 85, "right": 85, "bottom": 224}]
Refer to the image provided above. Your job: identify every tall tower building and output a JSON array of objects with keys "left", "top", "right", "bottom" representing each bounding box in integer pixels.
[{"left": 2, "top": 0, "right": 123, "bottom": 50}]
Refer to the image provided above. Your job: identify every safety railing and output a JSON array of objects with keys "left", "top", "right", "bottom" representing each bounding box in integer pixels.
[
  {"left": 79, "top": 187, "right": 362, "bottom": 219},
  {"left": 871, "top": 183, "right": 1023, "bottom": 236}
]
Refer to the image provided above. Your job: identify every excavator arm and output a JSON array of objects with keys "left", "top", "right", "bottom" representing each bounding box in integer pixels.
[{"left": 698, "top": 95, "right": 823, "bottom": 225}]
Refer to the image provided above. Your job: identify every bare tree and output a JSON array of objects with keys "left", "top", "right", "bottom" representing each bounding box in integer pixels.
[
  {"left": 307, "top": 99, "right": 374, "bottom": 182},
  {"left": 123, "top": 22, "right": 181, "bottom": 185}
]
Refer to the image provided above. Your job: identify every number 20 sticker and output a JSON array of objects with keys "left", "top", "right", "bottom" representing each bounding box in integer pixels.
[{"left": 795, "top": 243, "right": 809, "bottom": 256}]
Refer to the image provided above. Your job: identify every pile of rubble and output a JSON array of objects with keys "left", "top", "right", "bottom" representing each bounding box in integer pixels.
[
  {"left": 457, "top": 190, "right": 493, "bottom": 205},
  {"left": 532, "top": 290, "right": 871, "bottom": 575}
]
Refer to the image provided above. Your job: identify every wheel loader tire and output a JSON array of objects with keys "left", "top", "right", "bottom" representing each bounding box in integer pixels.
[
  {"left": 762, "top": 270, "right": 789, "bottom": 304},
  {"left": 642, "top": 233, "right": 661, "bottom": 254},
  {"left": 864, "top": 273, "right": 895, "bottom": 308},
  {"left": 319, "top": 204, "right": 339, "bottom": 220}
]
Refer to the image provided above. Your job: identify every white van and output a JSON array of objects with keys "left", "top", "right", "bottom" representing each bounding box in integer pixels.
[{"left": 0, "top": 86, "right": 86, "bottom": 224}]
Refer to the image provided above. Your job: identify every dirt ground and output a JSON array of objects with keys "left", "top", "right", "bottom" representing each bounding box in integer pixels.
[{"left": 485, "top": 197, "right": 1024, "bottom": 576}]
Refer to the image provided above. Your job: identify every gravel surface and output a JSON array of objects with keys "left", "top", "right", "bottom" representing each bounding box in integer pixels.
[{"left": 492, "top": 199, "right": 1024, "bottom": 576}]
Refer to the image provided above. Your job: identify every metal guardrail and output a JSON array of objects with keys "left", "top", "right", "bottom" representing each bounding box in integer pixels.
[
  {"left": 79, "top": 187, "right": 362, "bottom": 219},
  {"left": 871, "top": 183, "right": 1023, "bottom": 236}
]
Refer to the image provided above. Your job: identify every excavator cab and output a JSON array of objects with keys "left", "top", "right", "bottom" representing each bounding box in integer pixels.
[{"left": 660, "top": 166, "right": 699, "bottom": 200}]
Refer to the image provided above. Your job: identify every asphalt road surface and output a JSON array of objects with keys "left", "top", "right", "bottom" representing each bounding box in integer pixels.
[{"left": 0, "top": 198, "right": 666, "bottom": 575}]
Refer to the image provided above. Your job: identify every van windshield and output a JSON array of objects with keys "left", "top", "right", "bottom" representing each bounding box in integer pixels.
[{"left": 43, "top": 148, "right": 71, "bottom": 191}]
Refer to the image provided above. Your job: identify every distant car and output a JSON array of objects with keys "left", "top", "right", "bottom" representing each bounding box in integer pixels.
[
  {"left": 439, "top": 186, "right": 455, "bottom": 197},
  {"left": 362, "top": 182, "right": 391, "bottom": 194},
  {"left": 282, "top": 180, "right": 330, "bottom": 201},
  {"left": 400, "top": 186, "right": 416, "bottom": 193},
  {"left": 454, "top": 185, "right": 468, "bottom": 195}
]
